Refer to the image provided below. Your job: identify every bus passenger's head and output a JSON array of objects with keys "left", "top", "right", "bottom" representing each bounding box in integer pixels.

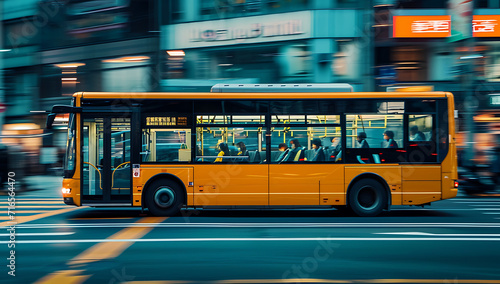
[
  {"left": 311, "top": 138, "right": 322, "bottom": 150},
  {"left": 290, "top": 139, "right": 301, "bottom": 149},
  {"left": 218, "top": 142, "right": 229, "bottom": 155},
  {"left": 410, "top": 125, "right": 419, "bottom": 135},
  {"left": 357, "top": 132, "right": 367, "bottom": 143},
  {"left": 383, "top": 130, "right": 394, "bottom": 141},
  {"left": 278, "top": 143, "right": 288, "bottom": 151},
  {"left": 236, "top": 142, "right": 246, "bottom": 152}
]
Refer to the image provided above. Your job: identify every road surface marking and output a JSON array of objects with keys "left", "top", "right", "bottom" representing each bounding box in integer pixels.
[
  {"left": 482, "top": 212, "right": 500, "bottom": 215},
  {"left": 375, "top": 232, "right": 500, "bottom": 237},
  {"left": 0, "top": 198, "right": 61, "bottom": 200},
  {"left": 120, "top": 279, "right": 500, "bottom": 284},
  {"left": 0, "top": 232, "right": 74, "bottom": 236},
  {"left": 35, "top": 217, "right": 167, "bottom": 284},
  {"left": 0, "top": 201, "right": 65, "bottom": 204},
  {"left": 70, "top": 217, "right": 136, "bottom": 220},
  {"left": 455, "top": 201, "right": 500, "bottom": 204},
  {"left": 12, "top": 222, "right": 500, "bottom": 229},
  {"left": 7, "top": 237, "right": 500, "bottom": 244},
  {"left": 0, "top": 207, "right": 84, "bottom": 227},
  {"left": 0, "top": 205, "right": 70, "bottom": 208},
  {"left": 473, "top": 208, "right": 500, "bottom": 211},
  {"left": 34, "top": 270, "right": 90, "bottom": 284},
  {"left": 0, "top": 210, "right": 50, "bottom": 214},
  {"left": 67, "top": 217, "right": 167, "bottom": 266},
  {"left": 452, "top": 198, "right": 500, "bottom": 201}
]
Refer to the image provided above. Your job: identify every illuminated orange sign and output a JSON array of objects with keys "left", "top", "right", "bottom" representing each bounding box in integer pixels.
[
  {"left": 393, "top": 16, "right": 451, "bottom": 38},
  {"left": 473, "top": 15, "right": 500, "bottom": 37}
]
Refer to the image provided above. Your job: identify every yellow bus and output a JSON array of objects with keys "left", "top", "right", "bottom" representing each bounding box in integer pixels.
[{"left": 47, "top": 84, "right": 458, "bottom": 217}]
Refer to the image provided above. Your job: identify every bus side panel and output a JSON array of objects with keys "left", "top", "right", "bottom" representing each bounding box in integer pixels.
[
  {"left": 345, "top": 166, "right": 402, "bottom": 206},
  {"left": 269, "top": 165, "right": 343, "bottom": 206},
  {"left": 193, "top": 164, "right": 268, "bottom": 206},
  {"left": 402, "top": 166, "right": 441, "bottom": 205},
  {"left": 134, "top": 166, "right": 194, "bottom": 207}
]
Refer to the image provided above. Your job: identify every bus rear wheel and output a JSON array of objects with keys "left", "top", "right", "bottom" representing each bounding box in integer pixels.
[
  {"left": 145, "top": 179, "right": 184, "bottom": 216},
  {"left": 348, "top": 179, "right": 387, "bottom": 217}
]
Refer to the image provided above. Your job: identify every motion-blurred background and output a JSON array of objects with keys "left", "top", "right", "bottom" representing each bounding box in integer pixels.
[{"left": 0, "top": 0, "right": 499, "bottom": 189}]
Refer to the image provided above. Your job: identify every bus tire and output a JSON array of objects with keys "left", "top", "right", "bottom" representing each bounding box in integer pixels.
[
  {"left": 348, "top": 179, "right": 387, "bottom": 217},
  {"left": 145, "top": 179, "right": 184, "bottom": 216}
]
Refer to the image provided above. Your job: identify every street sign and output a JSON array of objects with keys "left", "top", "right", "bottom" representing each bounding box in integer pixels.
[{"left": 0, "top": 103, "right": 6, "bottom": 113}]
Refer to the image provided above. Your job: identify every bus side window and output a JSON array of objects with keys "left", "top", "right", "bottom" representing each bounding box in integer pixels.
[
  {"left": 345, "top": 114, "right": 404, "bottom": 163},
  {"left": 407, "top": 114, "right": 437, "bottom": 163},
  {"left": 141, "top": 129, "right": 191, "bottom": 162}
]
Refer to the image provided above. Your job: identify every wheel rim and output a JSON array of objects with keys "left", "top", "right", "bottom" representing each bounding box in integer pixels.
[
  {"left": 357, "top": 185, "right": 379, "bottom": 210},
  {"left": 154, "top": 187, "right": 175, "bottom": 208}
]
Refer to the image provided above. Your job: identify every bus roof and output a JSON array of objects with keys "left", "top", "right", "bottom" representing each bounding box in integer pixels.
[
  {"left": 76, "top": 92, "right": 450, "bottom": 100},
  {"left": 211, "top": 83, "right": 354, "bottom": 92}
]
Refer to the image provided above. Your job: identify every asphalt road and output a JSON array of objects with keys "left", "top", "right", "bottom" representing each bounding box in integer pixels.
[{"left": 1, "top": 177, "right": 500, "bottom": 284}]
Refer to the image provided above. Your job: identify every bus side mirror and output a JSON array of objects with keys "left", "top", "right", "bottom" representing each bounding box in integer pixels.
[{"left": 46, "top": 113, "right": 56, "bottom": 129}]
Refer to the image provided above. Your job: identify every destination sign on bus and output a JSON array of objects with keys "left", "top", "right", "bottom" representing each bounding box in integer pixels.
[{"left": 146, "top": 116, "right": 188, "bottom": 126}]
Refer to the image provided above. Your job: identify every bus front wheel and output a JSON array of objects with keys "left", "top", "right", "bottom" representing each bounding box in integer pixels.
[
  {"left": 348, "top": 179, "right": 387, "bottom": 217},
  {"left": 145, "top": 179, "right": 184, "bottom": 216}
]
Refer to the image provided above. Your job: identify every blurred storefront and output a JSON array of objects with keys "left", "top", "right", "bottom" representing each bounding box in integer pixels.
[
  {"left": 161, "top": 1, "right": 366, "bottom": 91},
  {"left": 372, "top": 1, "right": 500, "bottom": 167},
  {"left": 1, "top": 0, "right": 159, "bottom": 174}
]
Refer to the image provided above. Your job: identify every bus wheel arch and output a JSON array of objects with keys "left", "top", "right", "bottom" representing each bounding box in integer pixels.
[
  {"left": 346, "top": 173, "right": 391, "bottom": 216},
  {"left": 142, "top": 174, "right": 187, "bottom": 216}
]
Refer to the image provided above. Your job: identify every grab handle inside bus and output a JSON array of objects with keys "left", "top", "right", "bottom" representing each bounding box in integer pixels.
[{"left": 83, "top": 162, "right": 102, "bottom": 190}]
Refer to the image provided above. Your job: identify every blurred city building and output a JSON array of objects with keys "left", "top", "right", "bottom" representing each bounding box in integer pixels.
[{"left": 1, "top": 0, "right": 500, "bottom": 173}]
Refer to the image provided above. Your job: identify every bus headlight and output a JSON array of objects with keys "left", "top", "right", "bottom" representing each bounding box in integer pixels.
[{"left": 62, "top": 187, "right": 71, "bottom": 194}]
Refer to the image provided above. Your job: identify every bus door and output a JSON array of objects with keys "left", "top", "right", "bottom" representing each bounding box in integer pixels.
[{"left": 81, "top": 114, "right": 134, "bottom": 205}]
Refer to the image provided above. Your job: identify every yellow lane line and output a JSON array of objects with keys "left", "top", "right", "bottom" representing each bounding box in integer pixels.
[
  {"left": 67, "top": 217, "right": 167, "bottom": 265},
  {"left": 33, "top": 270, "right": 90, "bottom": 284},
  {"left": 35, "top": 217, "right": 167, "bottom": 284},
  {"left": 123, "top": 279, "right": 500, "bottom": 284},
  {"left": 1, "top": 210, "right": 50, "bottom": 214},
  {"left": 0, "top": 207, "right": 85, "bottom": 227},
  {"left": 0, "top": 201, "right": 65, "bottom": 204},
  {"left": 70, "top": 217, "right": 135, "bottom": 220},
  {"left": 2, "top": 198, "right": 62, "bottom": 200},
  {"left": 0, "top": 205, "right": 70, "bottom": 208}
]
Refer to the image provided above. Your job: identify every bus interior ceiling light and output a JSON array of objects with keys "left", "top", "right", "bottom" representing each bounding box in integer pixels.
[
  {"left": 102, "top": 56, "right": 150, "bottom": 63},
  {"left": 55, "top": 63, "right": 85, "bottom": 68},
  {"left": 167, "top": 50, "right": 185, "bottom": 57}
]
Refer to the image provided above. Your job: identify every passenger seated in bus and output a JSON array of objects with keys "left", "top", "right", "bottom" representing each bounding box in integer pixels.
[
  {"left": 236, "top": 142, "right": 249, "bottom": 156},
  {"left": 214, "top": 142, "right": 230, "bottom": 162},
  {"left": 383, "top": 130, "right": 398, "bottom": 148},
  {"left": 276, "top": 143, "right": 289, "bottom": 162},
  {"left": 311, "top": 138, "right": 326, "bottom": 162},
  {"left": 285, "top": 139, "right": 305, "bottom": 162},
  {"left": 329, "top": 137, "right": 342, "bottom": 160},
  {"left": 410, "top": 125, "right": 426, "bottom": 141},
  {"left": 357, "top": 132, "right": 369, "bottom": 148}
]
